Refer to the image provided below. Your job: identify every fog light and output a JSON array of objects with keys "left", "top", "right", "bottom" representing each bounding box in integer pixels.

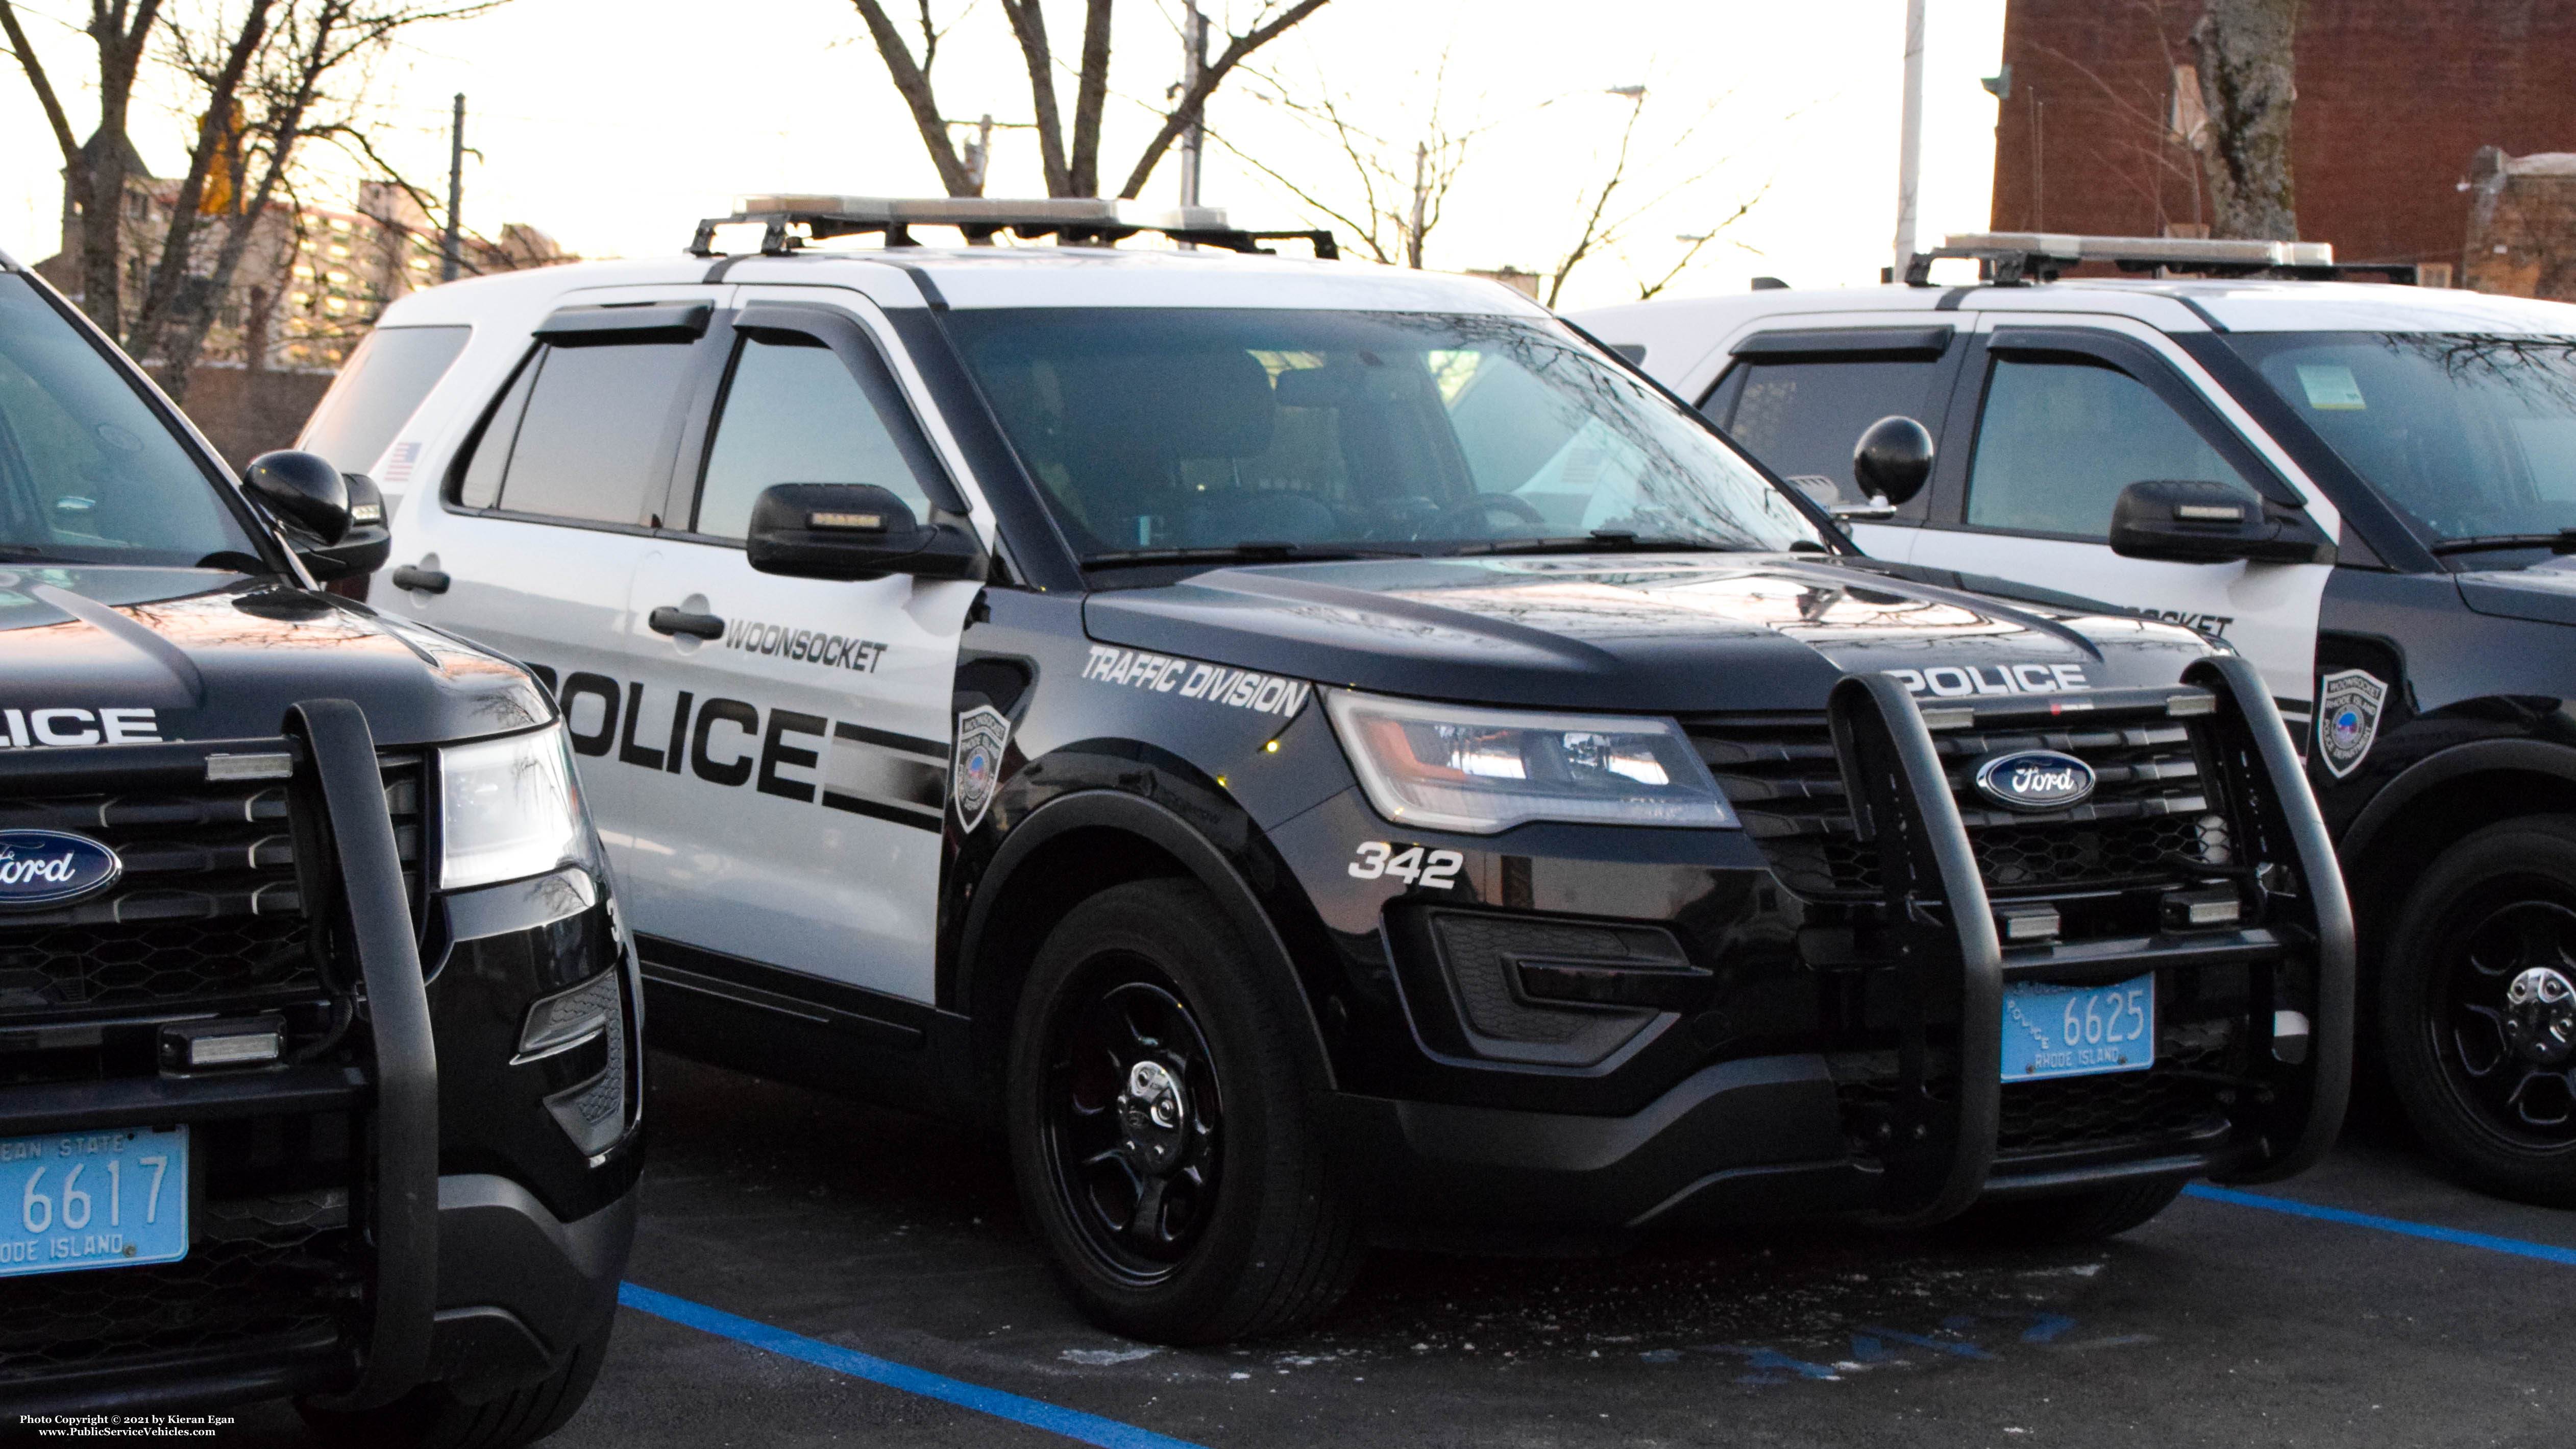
[
  {"left": 2163, "top": 886, "right": 2241, "bottom": 930},
  {"left": 161, "top": 1018, "right": 284, "bottom": 1073}
]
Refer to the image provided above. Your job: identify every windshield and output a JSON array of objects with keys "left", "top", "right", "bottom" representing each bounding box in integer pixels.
[
  {"left": 2232, "top": 330, "right": 2576, "bottom": 548},
  {"left": 943, "top": 308, "right": 1822, "bottom": 563},
  {"left": 0, "top": 274, "right": 259, "bottom": 566}
]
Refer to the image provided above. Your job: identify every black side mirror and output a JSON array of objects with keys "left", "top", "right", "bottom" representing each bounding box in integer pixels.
[
  {"left": 747, "top": 484, "right": 986, "bottom": 583},
  {"left": 242, "top": 449, "right": 351, "bottom": 544},
  {"left": 1852, "top": 416, "right": 1934, "bottom": 508},
  {"left": 300, "top": 471, "right": 393, "bottom": 581},
  {"left": 2108, "top": 480, "right": 2336, "bottom": 565}
]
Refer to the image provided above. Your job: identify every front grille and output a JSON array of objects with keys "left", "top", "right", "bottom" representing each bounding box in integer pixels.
[
  {"left": 1996, "top": 1020, "right": 2233, "bottom": 1153},
  {"left": 0, "top": 1191, "right": 356, "bottom": 1384},
  {"left": 0, "top": 757, "right": 423, "bottom": 1026},
  {"left": 1688, "top": 711, "right": 2234, "bottom": 901}
]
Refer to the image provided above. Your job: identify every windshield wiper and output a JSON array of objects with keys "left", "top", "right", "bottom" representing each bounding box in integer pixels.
[
  {"left": 0, "top": 547, "right": 77, "bottom": 564},
  {"left": 1081, "top": 541, "right": 1412, "bottom": 571},
  {"left": 2427, "top": 530, "right": 2576, "bottom": 557},
  {"left": 1448, "top": 530, "right": 1753, "bottom": 558}
]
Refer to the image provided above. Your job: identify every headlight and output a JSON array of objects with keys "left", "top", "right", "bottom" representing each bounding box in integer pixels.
[
  {"left": 1321, "top": 689, "right": 1734, "bottom": 834},
  {"left": 438, "top": 725, "right": 584, "bottom": 890}
]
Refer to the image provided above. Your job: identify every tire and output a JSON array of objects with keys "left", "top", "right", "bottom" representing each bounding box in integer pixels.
[
  {"left": 2378, "top": 816, "right": 2576, "bottom": 1207},
  {"left": 298, "top": 1317, "right": 611, "bottom": 1449},
  {"left": 1941, "top": 1178, "right": 2185, "bottom": 1246},
  {"left": 1007, "top": 878, "right": 1362, "bottom": 1344}
]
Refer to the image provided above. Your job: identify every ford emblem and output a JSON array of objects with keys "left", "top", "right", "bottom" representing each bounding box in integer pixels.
[
  {"left": 0, "top": 829, "right": 124, "bottom": 910},
  {"left": 1973, "top": 750, "right": 2096, "bottom": 813}
]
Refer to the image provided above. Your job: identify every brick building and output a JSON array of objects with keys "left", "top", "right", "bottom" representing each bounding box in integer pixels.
[{"left": 1988, "top": 0, "right": 2576, "bottom": 286}]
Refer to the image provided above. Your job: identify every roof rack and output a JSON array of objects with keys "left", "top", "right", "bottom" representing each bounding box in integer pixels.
[
  {"left": 1902, "top": 232, "right": 2417, "bottom": 287},
  {"left": 689, "top": 196, "right": 1340, "bottom": 260}
]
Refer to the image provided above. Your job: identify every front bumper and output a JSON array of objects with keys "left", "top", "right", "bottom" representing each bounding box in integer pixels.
[{"left": 1312, "top": 658, "right": 2354, "bottom": 1233}]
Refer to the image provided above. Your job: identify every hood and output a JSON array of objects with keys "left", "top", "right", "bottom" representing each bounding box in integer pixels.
[
  {"left": 1083, "top": 554, "right": 2219, "bottom": 713},
  {"left": 2456, "top": 557, "right": 2576, "bottom": 627},
  {"left": 0, "top": 567, "right": 550, "bottom": 750}
]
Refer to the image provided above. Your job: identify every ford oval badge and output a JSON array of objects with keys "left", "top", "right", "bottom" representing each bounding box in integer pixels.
[
  {"left": 0, "top": 830, "right": 124, "bottom": 909},
  {"left": 1973, "top": 750, "right": 2096, "bottom": 813}
]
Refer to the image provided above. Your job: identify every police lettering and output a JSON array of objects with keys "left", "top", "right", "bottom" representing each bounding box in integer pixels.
[
  {"left": 1884, "top": 664, "right": 2088, "bottom": 697},
  {"left": 723, "top": 617, "right": 888, "bottom": 673},
  {"left": 1082, "top": 645, "right": 1312, "bottom": 719},
  {"left": 0, "top": 707, "right": 160, "bottom": 747}
]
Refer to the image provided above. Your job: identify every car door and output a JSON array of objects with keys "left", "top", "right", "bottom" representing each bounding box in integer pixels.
[
  {"left": 1903, "top": 325, "right": 2333, "bottom": 713},
  {"left": 612, "top": 291, "right": 977, "bottom": 1005},
  {"left": 1695, "top": 323, "right": 1971, "bottom": 562},
  {"left": 389, "top": 292, "right": 727, "bottom": 840}
]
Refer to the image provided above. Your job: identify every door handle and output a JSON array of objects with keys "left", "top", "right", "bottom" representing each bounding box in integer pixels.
[
  {"left": 648, "top": 606, "right": 725, "bottom": 640},
  {"left": 390, "top": 564, "right": 449, "bottom": 594}
]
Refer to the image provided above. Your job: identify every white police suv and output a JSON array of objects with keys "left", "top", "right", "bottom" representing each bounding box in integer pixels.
[
  {"left": 304, "top": 203, "right": 2353, "bottom": 1341},
  {"left": 1578, "top": 233, "right": 2576, "bottom": 1206}
]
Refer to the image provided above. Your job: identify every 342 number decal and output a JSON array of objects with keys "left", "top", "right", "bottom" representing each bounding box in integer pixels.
[{"left": 1348, "top": 841, "right": 1464, "bottom": 889}]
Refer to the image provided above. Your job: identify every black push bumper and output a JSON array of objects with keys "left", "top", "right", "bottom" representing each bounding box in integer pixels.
[{"left": 1327, "top": 659, "right": 2354, "bottom": 1234}]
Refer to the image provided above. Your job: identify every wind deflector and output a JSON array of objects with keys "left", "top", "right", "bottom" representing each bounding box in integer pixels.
[
  {"left": 1731, "top": 326, "right": 1955, "bottom": 359},
  {"left": 533, "top": 301, "right": 713, "bottom": 347}
]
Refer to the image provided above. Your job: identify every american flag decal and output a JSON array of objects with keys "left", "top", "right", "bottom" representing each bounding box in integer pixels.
[{"left": 380, "top": 441, "right": 421, "bottom": 484}]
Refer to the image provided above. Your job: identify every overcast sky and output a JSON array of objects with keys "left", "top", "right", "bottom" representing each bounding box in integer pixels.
[{"left": 0, "top": 0, "right": 2006, "bottom": 311}]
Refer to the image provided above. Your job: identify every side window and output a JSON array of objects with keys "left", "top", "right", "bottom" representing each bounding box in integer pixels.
[
  {"left": 452, "top": 340, "right": 697, "bottom": 525},
  {"left": 1719, "top": 357, "right": 1947, "bottom": 506},
  {"left": 1965, "top": 357, "right": 2256, "bottom": 538},
  {"left": 692, "top": 333, "right": 936, "bottom": 539}
]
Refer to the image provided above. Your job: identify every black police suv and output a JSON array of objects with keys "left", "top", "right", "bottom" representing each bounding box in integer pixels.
[
  {"left": 357, "top": 205, "right": 2353, "bottom": 1346},
  {"left": 0, "top": 250, "right": 635, "bottom": 1439}
]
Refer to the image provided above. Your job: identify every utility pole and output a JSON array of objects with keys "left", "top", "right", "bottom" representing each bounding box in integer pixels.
[
  {"left": 440, "top": 92, "right": 465, "bottom": 283},
  {"left": 1408, "top": 141, "right": 1428, "bottom": 269},
  {"left": 1177, "top": 5, "right": 1208, "bottom": 209},
  {"left": 1892, "top": 0, "right": 1926, "bottom": 277}
]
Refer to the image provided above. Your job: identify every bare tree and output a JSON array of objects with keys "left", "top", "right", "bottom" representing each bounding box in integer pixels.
[
  {"left": 1217, "top": 46, "right": 1482, "bottom": 267},
  {"left": 2190, "top": 0, "right": 2297, "bottom": 239},
  {"left": 847, "top": 0, "right": 1332, "bottom": 201},
  {"left": 1541, "top": 87, "right": 1762, "bottom": 310},
  {"left": 0, "top": 1, "right": 167, "bottom": 332}
]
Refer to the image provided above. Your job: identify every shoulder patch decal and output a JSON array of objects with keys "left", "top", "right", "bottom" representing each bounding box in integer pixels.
[
  {"left": 951, "top": 705, "right": 1011, "bottom": 833},
  {"left": 2317, "top": 668, "right": 2387, "bottom": 779}
]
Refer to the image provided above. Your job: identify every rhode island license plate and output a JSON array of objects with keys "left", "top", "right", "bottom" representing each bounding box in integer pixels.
[
  {"left": 0, "top": 1125, "right": 188, "bottom": 1279},
  {"left": 2001, "top": 975, "right": 2155, "bottom": 1081}
]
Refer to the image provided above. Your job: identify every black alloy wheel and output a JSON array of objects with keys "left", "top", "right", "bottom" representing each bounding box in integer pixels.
[
  {"left": 2383, "top": 816, "right": 2576, "bottom": 1206},
  {"left": 1007, "top": 878, "right": 1362, "bottom": 1343},
  {"left": 1042, "top": 970, "right": 1224, "bottom": 1282}
]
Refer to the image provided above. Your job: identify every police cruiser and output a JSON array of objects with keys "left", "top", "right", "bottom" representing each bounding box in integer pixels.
[
  {"left": 0, "top": 247, "right": 636, "bottom": 1438},
  {"left": 1578, "top": 232, "right": 2576, "bottom": 1207},
  {"left": 317, "top": 199, "right": 2352, "bottom": 1343}
]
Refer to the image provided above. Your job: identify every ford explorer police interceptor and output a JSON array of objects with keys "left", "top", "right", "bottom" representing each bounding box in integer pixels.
[
  {"left": 0, "top": 247, "right": 636, "bottom": 1439},
  {"left": 310, "top": 199, "right": 2353, "bottom": 1343},
  {"left": 1575, "top": 234, "right": 2576, "bottom": 1208}
]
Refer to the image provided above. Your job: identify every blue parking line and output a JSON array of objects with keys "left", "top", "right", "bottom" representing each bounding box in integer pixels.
[
  {"left": 617, "top": 1282, "right": 1208, "bottom": 1449},
  {"left": 2181, "top": 1184, "right": 2576, "bottom": 1266}
]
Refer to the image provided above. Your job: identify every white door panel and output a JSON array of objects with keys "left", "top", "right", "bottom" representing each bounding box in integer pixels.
[
  {"left": 1844, "top": 520, "right": 1918, "bottom": 563},
  {"left": 1906, "top": 528, "right": 2324, "bottom": 707}
]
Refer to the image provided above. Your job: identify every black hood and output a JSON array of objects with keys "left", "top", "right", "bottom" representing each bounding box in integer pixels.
[
  {"left": 1084, "top": 554, "right": 2219, "bottom": 713},
  {"left": 0, "top": 567, "right": 550, "bottom": 748}
]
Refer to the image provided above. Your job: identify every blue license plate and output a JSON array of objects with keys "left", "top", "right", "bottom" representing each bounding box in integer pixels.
[
  {"left": 0, "top": 1125, "right": 188, "bottom": 1279},
  {"left": 2001, "top": 975, "right": 2155, "bottom": 1081}
]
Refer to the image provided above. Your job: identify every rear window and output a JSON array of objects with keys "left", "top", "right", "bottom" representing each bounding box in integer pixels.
[
  {"left": 1716, "top": 357, "right": 1949, "bottom": 507},
  {"left": 453, "top": 341, "right": 696, "bottom": 526},
  {"left": 298, "top": 325, "right": 470, "bottom": 476}
]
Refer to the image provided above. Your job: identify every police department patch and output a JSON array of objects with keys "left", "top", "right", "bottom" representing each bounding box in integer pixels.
[
  {"left": 951, "top": 706, "right": 1011, "bottom": 832},
  {"left": 2317, "top": 669, "right": 2387, "bottom": 779}
]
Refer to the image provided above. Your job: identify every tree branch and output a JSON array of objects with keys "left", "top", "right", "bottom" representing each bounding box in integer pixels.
[
  {"left": 1114, "top": 0, "right": 1331, "bottom": 200},
  {"left": 849, "top": 0, "right": 976, "bottom": 195},
  {"left": 996, "top": 0, "right": 1071, "bottom": 195},
  {"left": 1066, "top": 0, "right": 1112, "bottom": 195}
]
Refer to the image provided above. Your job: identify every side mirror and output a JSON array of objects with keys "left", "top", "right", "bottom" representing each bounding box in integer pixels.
[
  {"left": 300, "top": 471, "right": 393, "bottom": 581},
  {"left": 242, "top": 449, "right": 351, "bottom": 544},
  {"left": 2108, "top": 480, "right": 2336, "bottom": 565},
  {"left": 746, "top": 484, "right": 986, "bottom": 583},
  {"left": 1852, "top": 416, "right": 1934, "bottom": 509}
]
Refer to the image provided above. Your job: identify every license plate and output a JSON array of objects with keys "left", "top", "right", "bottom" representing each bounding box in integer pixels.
[
  {"left": 2001, "top": 975, "right": 2155, "bottom": 1081},
  {"left": 0, "top": 1125, "right": 187, "bottom": 1279}
]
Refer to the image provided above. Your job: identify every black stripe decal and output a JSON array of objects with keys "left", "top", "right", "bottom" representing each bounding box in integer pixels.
[
  {"left": 833, "top": 720, "right": 950, "bottom": 759},
  {"left": 821, "top": 790, "right": 945, "bottom": 832}
]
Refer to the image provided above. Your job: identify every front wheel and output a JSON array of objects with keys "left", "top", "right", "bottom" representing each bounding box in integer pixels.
[
  {"left": 1007, "top": 879, "right": 1361, "bottom": 1344},
  {"left": 2380, "top": 817, "right": 2576, "bottom": 1206}
]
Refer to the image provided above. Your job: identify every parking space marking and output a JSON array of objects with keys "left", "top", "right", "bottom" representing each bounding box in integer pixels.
[
  {"left": 2182, "top": 1185, "right": 2576, "bottom": 1266},
  {"left": 617, "top": 1283, "right": 1208, "bottom": 1449}
]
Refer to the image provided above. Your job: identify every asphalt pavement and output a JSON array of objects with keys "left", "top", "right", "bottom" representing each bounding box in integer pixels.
[{"left": 222, "top": 1053, "right": 2572, "bottom": 1448}]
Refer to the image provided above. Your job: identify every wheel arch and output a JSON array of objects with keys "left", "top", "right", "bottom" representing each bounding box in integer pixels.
[
  {"left": 2340, "top": 739, "right": 2576, "bottom": 953},
  {"left": 952, "top": 788, "right": 1338, "bottom": 1120}
]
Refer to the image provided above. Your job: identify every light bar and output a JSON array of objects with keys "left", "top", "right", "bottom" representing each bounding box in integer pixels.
[
  {"left": 1937, "top": 232, "right": 2337, "bottom": 269},
  {"left": 734, "top": 195, "right": 1232, "bottom": 233}
]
